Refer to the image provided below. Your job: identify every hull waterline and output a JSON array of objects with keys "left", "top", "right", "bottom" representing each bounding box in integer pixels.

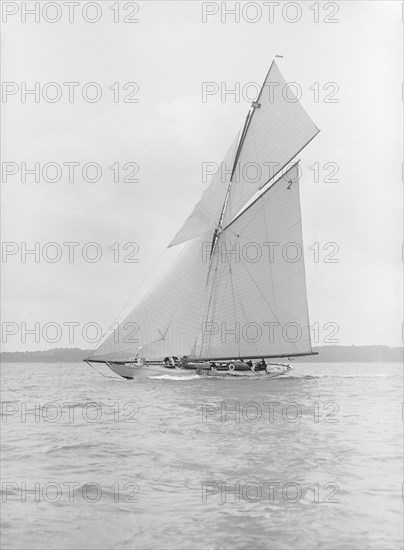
[{"left": 91, "top": 361, "right": 293, "bottom": 380}]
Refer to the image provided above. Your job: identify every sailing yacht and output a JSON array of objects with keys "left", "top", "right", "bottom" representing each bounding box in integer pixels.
[{"left": 85, "top": 60, "right": 320, "bottom": 379}]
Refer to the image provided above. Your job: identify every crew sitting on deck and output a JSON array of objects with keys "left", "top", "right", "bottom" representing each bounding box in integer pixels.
[
  {"left": 254, "top": 358, "right": 267, "bottom": 371},
  {"left": 164, "top": 356, "right": 176, "bottom": 368}
]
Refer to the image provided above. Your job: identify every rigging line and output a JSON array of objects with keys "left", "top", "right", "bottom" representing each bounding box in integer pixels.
[
  {"left": 221, "top": 171, "right": 285, "bottom": 248},
  {"left": 215, "top": 67, "right": 320, "bottom": 250},
  {"left": 231, "top": 262, "right": 260, "bottom": 358},
  {"left": 221, "top": 161, "right": 300, "bottom": 234},
  {"left": 257, "top": 129, "right": 320, "bottom": 193},
  {"left": 191, "top": 242, "right": 216, "bottom": 359},
  {"left": 238, "top": 258, "right": 281, "bottom": 329},
  {"left": 257, "top": 59, "right": 275, "bottom": 104},
  {"left": 210, "top": 62, "right": 273, "bottom": 257},
  {"left": 261, "top": 187, "right": 279, "bottom": 351},
  {"left": 255, "top": 183, "right": 304, "bottom": 358},
  {"left": 90, "top": 328, "right": 192, "bottom": 362},
  {"left": 228, "top": 261, "right": 241, "bottom": 359},
  {"left": 201, "top": 176, "right": 279, "bottom": 358},
  {"left": 208, "top": 250, "right": 228, "bottom": 358},
  {"left": 240, "top": 252, "right": 304, "bottom": 358},
  {"left": 190, "top": 236, "right": 216, "bottom": 357},
  {"left": 85, "top": 340, "right": 152, "bottom": 360},
  {"left": 161, "top": 236, "right": 208, "bottom": 345},
  {"left": 237, "top": 124, "right": 260, "bottom": 218},
  {"left": 196, "top": 245, "right": 220, "bottom": 359},
  {"left": 204, "top": 239, "right": 220, "bottom": 319},
  {"left": 215, "top": 178, "right": 304, "bottom": 356},
  {"left": 90, "top": 242, "right": 186, "bottom": 355},
  {"left": 206, "top": 252, "right": 225, "bottom": 359},
  {"left": 218, "top": 60, "right": 300, "bottom": 232},
  {"left": 85, "top": 361, "right": 119, "bottom": 379},
  {"left": 209, "top": 111, "right": 252, "bottom": 257},
  {"left": 296, "top": 184, "right": 313, "bottom": 353}
]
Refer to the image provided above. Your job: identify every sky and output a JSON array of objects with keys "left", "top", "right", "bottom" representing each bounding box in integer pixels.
[{"left": 1, "top": 0, "right": 402, "bottom": 351}]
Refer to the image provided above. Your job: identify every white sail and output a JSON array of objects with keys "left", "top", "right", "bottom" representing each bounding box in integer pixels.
[
  {"left": 169, "top": 61, "right": 319, "bottom": 247},
  {"left": 192, "top": 164, "right": 312, "bottom": 359},
  {"left": 88, "top": 61, "right": 319, "bottom": 365},
  {"left": 222, "top": 61, "right": 319, "bottom": 227},
  {"left": 168, "top": 131, "right": 240, "bottom": 248},
  {"left": 90, "top": 232, "right": 212, "bottom": 362}
]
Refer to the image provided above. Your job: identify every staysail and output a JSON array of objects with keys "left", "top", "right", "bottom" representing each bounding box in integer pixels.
[{"left": 89, "top": 232, "right": 212, "bottom": 362}]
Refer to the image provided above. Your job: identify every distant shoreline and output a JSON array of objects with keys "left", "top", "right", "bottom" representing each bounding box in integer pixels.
[{"left": 0, "top": 346, "right": 402, "bottom": 363}]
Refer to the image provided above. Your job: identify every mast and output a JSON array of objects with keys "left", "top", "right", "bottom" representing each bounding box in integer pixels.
[
  {"left": 209, "top": 62, "right": 274, "bottom": 256},
  {"left": 169, "top": 59, "right": 319, "bottom": 250},
  {"left": 88, "top": 60, "right": 320, "bottom": 365},
  {"left": 209, "top": 107, "right": 254, "bottom": 256}
]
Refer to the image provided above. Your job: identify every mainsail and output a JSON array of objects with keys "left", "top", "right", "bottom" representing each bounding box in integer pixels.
[
  {"left": 192, "top": 163, "right": 312, "bottom": 360},
  {"left": 89, "top": 61, "right": 319, "bottom": 363}
]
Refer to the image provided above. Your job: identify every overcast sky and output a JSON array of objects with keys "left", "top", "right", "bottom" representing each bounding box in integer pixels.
[{"left": 1, "top": 1, "right": 402, "bottom": 351}]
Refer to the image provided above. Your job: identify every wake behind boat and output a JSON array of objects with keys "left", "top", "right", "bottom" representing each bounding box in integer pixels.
[{"left": 85, "top": 60, "right": 320, "bottom": 380}]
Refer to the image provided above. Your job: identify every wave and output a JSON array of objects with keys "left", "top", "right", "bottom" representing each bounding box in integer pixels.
[
  {"left": 148, "top": 374, "right": 201, "bottom": 381},
  {"left": 45, "top": 443, "right": 102, "bottom": 454}
]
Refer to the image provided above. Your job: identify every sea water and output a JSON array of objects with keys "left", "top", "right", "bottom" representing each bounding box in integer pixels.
[{"left": 1, "top": 362, "right": 402, "bottom": 549}]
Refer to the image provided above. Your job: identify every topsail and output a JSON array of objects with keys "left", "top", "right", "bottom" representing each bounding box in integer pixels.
[{"left": 169, "top": 61, "right": 319, "bottom": 246}]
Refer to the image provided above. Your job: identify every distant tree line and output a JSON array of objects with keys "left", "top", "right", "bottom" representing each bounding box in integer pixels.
[{"left": 0, "top": 346, "right": 402, "bottom": 363}]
